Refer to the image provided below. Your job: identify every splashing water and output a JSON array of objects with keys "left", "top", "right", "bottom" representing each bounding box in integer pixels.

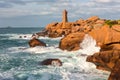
[
  {"left": 79, "top": 34, "right": 100, "bottom": 55},
  {"left": 0, "top": 28, "right": 109, "bottom": 80}
]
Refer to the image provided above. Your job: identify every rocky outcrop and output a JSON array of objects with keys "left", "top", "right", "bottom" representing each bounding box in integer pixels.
[
  {"left": 89, "top": 25, "right": 120, "bottom": 47},
  {"left": 86, "top": 50, "right": 120, "bottom": 80},
  {"left": 35, "top": 10, "right": 119, "bottom": 40},
  {"left": 40, "top": 59, "right": 62, "bottom": 66},
  {"left": 45, "top": 22, "right": 75, "bottom": 38},
  {"left": 44, "top": 16, "right": 104, "bottom": 38},
  {"left": 35, "top": 10, "right": 106, "bottom": 38},
  {"left": 59, "top": 23, "right": 120, "bottom": 51},
  {"left": 87, "top": 50, "right": 120, "bottom": 71},
  {"left": 32, "top": 10, "right": 120, "bottom": 80},
  {"left": 28, "top": 38, "right": 46, "bottom": 47},
  {"left": 59, "top": 32, "right": 85, "bottom": 51}
]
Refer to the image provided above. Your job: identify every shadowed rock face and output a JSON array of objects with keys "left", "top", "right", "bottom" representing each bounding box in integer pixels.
[
  {"left": 87, "top": 50, "right": 120, "bottom": 80},
  {"left": 40, "top": 59, "right": 62, "bottom": 66},
  {"left": 100, "top": 43, "right": 120, "bottom": 51},
  {"left": 28, "top": 38, "right": 46, "bottom": 47},
  {"left": 87, "top": 50, "right": 120, "bottom": 71}
]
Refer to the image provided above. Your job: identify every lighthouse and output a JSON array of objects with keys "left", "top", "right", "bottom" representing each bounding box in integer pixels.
[{"left": 62, "top": 9, "right": 68, "bottom": 23}]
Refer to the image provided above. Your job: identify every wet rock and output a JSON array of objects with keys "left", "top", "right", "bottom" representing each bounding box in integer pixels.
[
  {"left": 24, "top": 36, "right": 27, "bottom": 38},
  {"left": 19, "top": 36, "right": 22, "bottom": 38},
  {"left": 36, "top": 30, "right": 48, "bottom": 37},
  {"left": 28, "top": 38, "right": 46, "bottom": 47},
  {"left": 40, "top": 59, "right": 62, "bottom": 66}
]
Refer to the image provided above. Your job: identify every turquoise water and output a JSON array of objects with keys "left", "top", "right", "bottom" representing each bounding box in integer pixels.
[{"left": 0, "top": 28, "right": 109, "bottom": 80}]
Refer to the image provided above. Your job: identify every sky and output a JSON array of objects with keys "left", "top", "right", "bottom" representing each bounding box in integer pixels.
[{"left": 0, "top": 0, "right": 120, "bottom": 28}]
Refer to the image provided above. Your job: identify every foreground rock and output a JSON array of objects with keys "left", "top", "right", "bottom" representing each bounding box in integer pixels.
[
  {"left": 86, "top": 50, "right": 120, "bottom": 80},
  {"left": 87, "top": 50, "right": 120, "bottom": 71},
  {"left": 28, "top": 38, "right": 46, "bottom": 47},
  {"left": 40, "top": 59, "right": 62, "bottom": 66},
  {"left": 59, "top": 32, "right": 85, "bottom": 51}
]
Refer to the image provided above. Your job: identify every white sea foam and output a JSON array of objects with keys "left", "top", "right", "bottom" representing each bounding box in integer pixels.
[
  {"left": 3, "top": 33, "right": 110, "bottom": 80},
  {"left": 0, "top": 34, "right": 32, "bottom": 40},
  {"left": 79, "top": 34, "right": 100, "bottom": 55},
  {"left": 7, "top": 46, "right": 62, "bottom": 54},
  {"left": 0, "top": 33, "right": 63, "bottom": 40},
  {"left": 7, "top": 46, "right": 27, "bottom": 53},
  {"left": 38, "top": 36, "right": 63, "bottom": 40},
  {"left": 0, "top": 71, "right": 14, "bottom": 80},
  {"left": 25, "top": 46, "right": 62, "bottom": 54}
]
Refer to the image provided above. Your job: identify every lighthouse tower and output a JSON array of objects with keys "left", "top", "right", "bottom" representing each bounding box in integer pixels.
[
  {"left": 62, "top": 9, "right": 68, "bottom": 23},
  {"left": 62, "top": 9, "right": 68, "bottom": 28}
]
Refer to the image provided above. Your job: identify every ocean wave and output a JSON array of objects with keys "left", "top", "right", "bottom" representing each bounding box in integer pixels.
[
  {"left": 79, "top": 34, "right": 100, "bottom": 55},
  {"left": 1, "top": 33, "right": 110, "bottom": 80},
  {"left": 7, "top": 46, "right": 62, "bottom": 54},
  {"left": 0, "top": 34, "right": 32, "bottom": 40},
  {"left": 0, "top": 33, "right": 63, "bottom": 41}
]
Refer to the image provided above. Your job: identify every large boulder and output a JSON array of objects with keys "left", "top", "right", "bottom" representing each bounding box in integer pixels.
[
  {"left": 40, "top": 58, "right": 62, "bottom": 66},
  {"left": 87, "top": 50, "right": 120, "bottom": 71},
  {"left": 59, "top": 32, "right": 85, "bottom": 51},
  {"left": 28, "top": 38, "right": 46, "bottom": 47}
]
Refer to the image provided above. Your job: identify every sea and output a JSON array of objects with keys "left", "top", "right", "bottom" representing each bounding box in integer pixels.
[{"left": 0, "top": 27, "right": 110, "bottom": 80}]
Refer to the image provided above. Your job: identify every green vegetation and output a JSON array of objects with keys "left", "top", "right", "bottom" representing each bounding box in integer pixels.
[{"left": 105, "top": 20, "right": 118, "bottom": 28}]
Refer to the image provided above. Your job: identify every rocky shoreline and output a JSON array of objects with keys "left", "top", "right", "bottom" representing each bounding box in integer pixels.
[{"left": 29, "top": 10, "right": 120, "bottom": 80}]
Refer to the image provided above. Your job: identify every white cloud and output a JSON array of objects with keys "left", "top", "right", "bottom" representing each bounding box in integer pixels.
[
  {"left": 94, "top": 0, "right": 112, "bottom": 3},
  {"left": 0, "top": 0, "right": 120, "bottom": 19}
]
